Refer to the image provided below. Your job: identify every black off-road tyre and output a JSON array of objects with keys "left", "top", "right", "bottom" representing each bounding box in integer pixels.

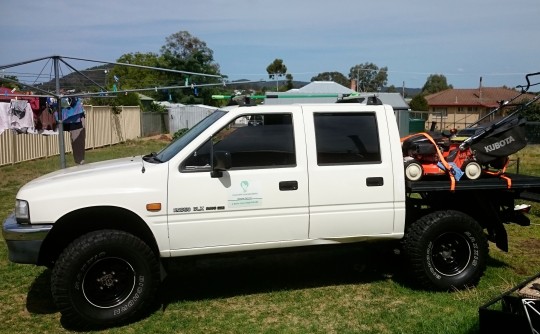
[
  {"left": 402, "top": 210, "right": 488, "bottom": 290},
  {"left": 51, "top": 230, "right": 160, "bottom": 327}
]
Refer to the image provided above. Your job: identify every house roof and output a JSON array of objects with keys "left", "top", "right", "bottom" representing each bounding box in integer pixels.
[
  {"left": 292, "top": 81, "right": 355, "bottom": 94},
  {"left": 425, "top": 87, "right": 536, "bottom": 108},
  {"left": 352, "top": 92, "right": 410, "bottom": 110},
  {"left": 264, "top": 81, "right": 355, "bottom": 105}
]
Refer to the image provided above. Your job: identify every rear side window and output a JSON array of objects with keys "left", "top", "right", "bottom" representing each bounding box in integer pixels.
[{"left": 314, "top": 113, "right": 381, "bottom": 165}]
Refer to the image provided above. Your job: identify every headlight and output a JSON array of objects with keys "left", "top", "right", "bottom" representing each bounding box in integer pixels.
[{"left": 15, "top": 199, "right": 30, "bottom": 223}]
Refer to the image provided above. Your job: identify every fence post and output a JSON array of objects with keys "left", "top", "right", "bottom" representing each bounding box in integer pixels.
[{"left": 11, "top": 130, "right": 16, "bottom": 165}]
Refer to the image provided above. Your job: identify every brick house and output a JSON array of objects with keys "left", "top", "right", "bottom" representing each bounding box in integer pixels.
[{"left": 424, "top": 87, "right": 536, "bottom": 131}]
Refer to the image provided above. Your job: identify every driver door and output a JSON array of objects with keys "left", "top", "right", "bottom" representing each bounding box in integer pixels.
[{"left": 167, "top": 111, "right": 309, "bottom": 251}]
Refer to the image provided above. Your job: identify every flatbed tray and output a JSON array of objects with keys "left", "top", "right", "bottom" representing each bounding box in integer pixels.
[{"left": 406, "top": 173, "right": 540, "bottom": 193}]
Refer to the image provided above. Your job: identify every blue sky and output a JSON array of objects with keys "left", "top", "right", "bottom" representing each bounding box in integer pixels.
[{"left": 1, "top": 0, "right": 539, "bottom": 90}]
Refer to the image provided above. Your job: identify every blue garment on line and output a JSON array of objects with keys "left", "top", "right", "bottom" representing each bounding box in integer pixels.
[{"left": 53, "top": 98, "right": 85, "bottom": 123}]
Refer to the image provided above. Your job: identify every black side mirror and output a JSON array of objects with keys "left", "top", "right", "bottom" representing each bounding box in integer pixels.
[{"left": 211, "top": 151, "right": 232, "bottom": 178}]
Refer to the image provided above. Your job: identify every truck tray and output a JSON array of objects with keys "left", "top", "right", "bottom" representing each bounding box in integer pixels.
[{"left": 407, "top": 173, "right": 540, "bottom": 194}]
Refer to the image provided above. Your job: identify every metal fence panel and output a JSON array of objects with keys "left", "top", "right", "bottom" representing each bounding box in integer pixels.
[
  {"left": 141, "top": 112, "right": 168, "bottom": 137},
  {"left": 168, "top": 105, "right": 215, "bottom": 134}
]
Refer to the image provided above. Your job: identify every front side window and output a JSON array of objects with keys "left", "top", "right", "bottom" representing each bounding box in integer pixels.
[
  {"left": 182, "top": 113, "right": 295, "bottom": 171},
  {"left": 314, "top": 113, "right": 381, "bottom": 165},
  {"left": 155, "top": 109, "right": 225, "bottom": 162}
]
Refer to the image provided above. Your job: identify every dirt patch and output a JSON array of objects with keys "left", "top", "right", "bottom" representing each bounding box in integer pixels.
[{"left": 141, "top": 134, "right": 173, "bottom": 142}]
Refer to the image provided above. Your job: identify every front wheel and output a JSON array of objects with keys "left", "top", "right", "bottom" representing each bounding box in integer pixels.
[
  {"left": 402, "top": 210, "right": 488, "bottom": 290},
  {"left": 51, "top": 230, "right": 160, "bottom": 327}
]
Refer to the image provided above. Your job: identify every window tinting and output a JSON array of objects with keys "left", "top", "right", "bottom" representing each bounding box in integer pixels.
[
  {"left": 314, "top": 113, "right": 381, "bottom": 165},
  {"left": 183, "top": 113, "right": 295, "bottom": 170}
]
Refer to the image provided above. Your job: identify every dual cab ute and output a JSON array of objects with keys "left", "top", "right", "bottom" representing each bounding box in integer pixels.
[{"left": 3, "top": 102, "right": 538, "bottom": 326}]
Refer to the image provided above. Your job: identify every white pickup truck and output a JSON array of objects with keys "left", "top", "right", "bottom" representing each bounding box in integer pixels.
[{"left": 3, "top": 102, "right": 538, "bottom": 326}]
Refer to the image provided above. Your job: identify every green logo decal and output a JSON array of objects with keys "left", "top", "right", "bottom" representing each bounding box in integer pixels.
[{"left": 241, "top": 180, "right": 249, "bottom": 192}]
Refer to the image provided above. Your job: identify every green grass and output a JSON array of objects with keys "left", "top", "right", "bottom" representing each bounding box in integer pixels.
[{"left": 1, "top": 141, "right": 540, "bottom": 333}]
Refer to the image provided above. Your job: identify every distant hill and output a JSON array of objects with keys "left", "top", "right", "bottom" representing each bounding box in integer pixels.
[
  {"left": 36, "top": 64, "right": 113, "bottom": 92},
  {"left": 34, "top": 68, "right": 422, "bottom": 98},
  {"left": 381, "top": 87, "right": 422, "bottom": 98},
  {"left": 229, "top": 79, "right": 307, "bottom": 91}
]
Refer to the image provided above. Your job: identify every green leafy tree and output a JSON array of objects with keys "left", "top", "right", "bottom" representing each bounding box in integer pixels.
[
  {"left": 110, "top": 52, "right": 165, "bottom": 97},
  {"left": 104, "top": 31, "right": 222, "bottom": 106},
  {"left": 88, "top": 92, "right": 141, "bottom": 111},
  {"left": 266, "top": 59, "right": 288, "bottom": 91},
  {"left": 311, "top": 71, "right": 349, "bottom": 87},
  {"left": 349, "top": 62, "right": 388, "bottom": 92},
  {"left": 519, "top": 97, "right": 540, "bottom": 121},
  {"left": 285, "top": 73, "right": 294, "bottom": 91},
  {"left": 422, "top": 74, "right": 453, "bottom": 94},
  {"left": 160, "top": 31, "right": 222, "bottom": 105},
  {"left": 409, "top": 94, "right": 429, "bottom": 111},
  {"left": 0, "top": 75, "right": 20, "bottom": 90}
]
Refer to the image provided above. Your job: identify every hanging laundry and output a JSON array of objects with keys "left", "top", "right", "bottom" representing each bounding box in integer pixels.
[
  {"left": 10, "top": 100, "right": 27, "bottom": 119},
  {"left": 51, "top": 97, "right": 85, "bottom": 124},
  {"left": 0, "top": 102, "right": 10, "bottom": 135},
  {"left": 31, "top": 97, "right": 57, "bottom": 135},
  {"left": 9, "top": 100, "right": 34, "bottom": 133}
]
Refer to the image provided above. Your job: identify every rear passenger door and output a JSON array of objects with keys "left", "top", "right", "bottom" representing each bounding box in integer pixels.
[{"left": 303, "top": 106, "right": 396, "bottom": 238}]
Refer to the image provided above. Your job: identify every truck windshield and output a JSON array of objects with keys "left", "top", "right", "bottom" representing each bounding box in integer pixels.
[{"left": 153, "top": 110, "right": 227, "bottom": 162}]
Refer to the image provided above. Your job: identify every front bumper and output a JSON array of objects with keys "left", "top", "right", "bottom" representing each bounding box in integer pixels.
[{"left": 2, "top": 213, "right": 52, "bottom": 264}]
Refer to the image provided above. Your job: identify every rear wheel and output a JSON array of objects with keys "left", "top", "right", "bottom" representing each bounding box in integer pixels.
[
  {"left": 403, "top": 210, "right": 488, "bottom": 290},
  {"left": 51, "top": 230, "right": 160, "bottom": 327},
  {"left": 405, "top": 160, "right": 423, "bottom": 181}
]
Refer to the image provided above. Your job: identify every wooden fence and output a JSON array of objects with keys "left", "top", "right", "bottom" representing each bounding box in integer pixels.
[{"left": 0, "top": 105, "right": 141, "bottom": 167}]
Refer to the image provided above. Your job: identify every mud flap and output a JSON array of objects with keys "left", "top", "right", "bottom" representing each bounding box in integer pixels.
[{"left": 487, "top": 223, "right": 508, "bottom": 252}]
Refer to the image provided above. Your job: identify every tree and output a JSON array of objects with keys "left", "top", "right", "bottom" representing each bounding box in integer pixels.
[
  {"left": 266, "top": 59, "right": 288, "bottom": 91},
  {"left": 160, "top": 31, "right": 222, "bottom": 104},
  {"left": 349, "top": 62, "right": 388, "bottom": 92},
  {"left": 110, "top": 52, "right": 165, "bottom": 96},
  {"left": 422, "top": 74, "right": 453, "bottom": 94},
  {"left": 386, "top": 85, "right": 398, "bottom": 93},
  {"left": 311, "top": 71, "right": 349, "bottom": 87},
  {"left": 520, "top": 97, "right": 540, "bottom": 121},
  {"left": 0, "top": 75, "right": 20, "bottom": 90},
  {"left": 285, "top": 73, "right": 294, "bottom": 91},
  {"left": 160, "top": 31, "right": 220, "bottom": 75},
  {"left": 409, "top": 94, "right": 429, "bottom": 111}
]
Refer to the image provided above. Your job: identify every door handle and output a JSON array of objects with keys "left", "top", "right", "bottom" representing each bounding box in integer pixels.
[
  {"left": 279, "top": 181, "right": 298, "bottom": 191},
  {"left": 366, "top": 177, "right": 384, "bottom": 187}
]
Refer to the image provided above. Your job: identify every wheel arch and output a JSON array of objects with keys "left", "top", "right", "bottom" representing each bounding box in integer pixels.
[{"left": 38, "top": 206, "right": 159, "bottom": 267}]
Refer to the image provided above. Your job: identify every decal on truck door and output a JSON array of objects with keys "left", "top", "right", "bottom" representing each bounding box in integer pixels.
[{"left": 228, "top": 180, "right": 262, "bottom": 208}]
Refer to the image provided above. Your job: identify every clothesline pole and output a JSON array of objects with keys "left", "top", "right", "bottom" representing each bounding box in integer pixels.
[{"left": 54, "top": 56, "right": 66, "bottom": 169}]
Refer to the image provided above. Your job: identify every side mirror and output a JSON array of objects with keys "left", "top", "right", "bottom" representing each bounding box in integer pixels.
[{"left": 211, "top": 151, "right": 231, "bottom": 178}]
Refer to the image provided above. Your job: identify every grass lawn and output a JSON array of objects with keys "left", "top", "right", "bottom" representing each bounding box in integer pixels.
[{"left": 0, "top": 139, "right": 539, "bottom": 334}]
